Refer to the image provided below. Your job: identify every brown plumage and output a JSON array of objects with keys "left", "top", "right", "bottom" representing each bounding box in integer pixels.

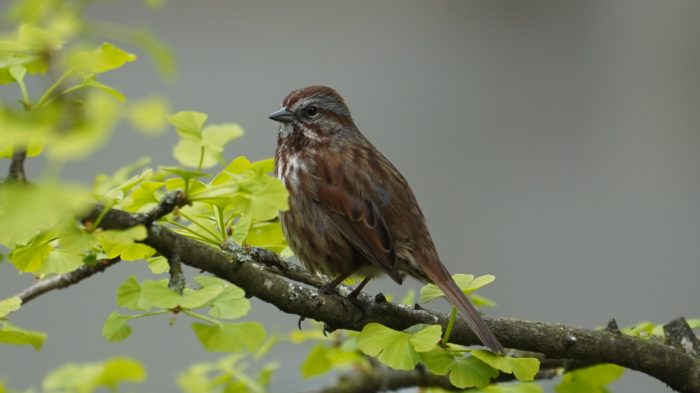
[{"left": 270, "top": 85, "right": 504, "bottom": 353}]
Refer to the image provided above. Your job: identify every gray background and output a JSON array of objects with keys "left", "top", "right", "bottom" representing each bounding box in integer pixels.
[{"left": 2, "top": 0, "right": 699, "bottom": 392}]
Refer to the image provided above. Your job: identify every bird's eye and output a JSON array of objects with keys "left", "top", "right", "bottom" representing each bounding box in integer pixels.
[{"left": 303, "top": 105, "right": 319, "bottom": 119}]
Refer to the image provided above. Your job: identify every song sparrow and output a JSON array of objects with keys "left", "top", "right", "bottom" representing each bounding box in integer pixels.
[{"left": 269, "top": 85, "right": 503, "bottom": 353}]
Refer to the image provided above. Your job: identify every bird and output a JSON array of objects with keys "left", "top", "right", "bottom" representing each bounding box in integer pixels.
[{"left": 269, "top": 85, "right": 503, "bottom": 353}]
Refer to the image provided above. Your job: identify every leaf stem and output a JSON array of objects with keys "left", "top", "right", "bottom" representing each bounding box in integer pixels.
[
  {"left": 91, "top": 201, "right": 114, "bottom": 230},
  {"left": 130, "top": 310, "right": 170, "bottom": 319},
  {"left": 164, "top": 218, "right": 221, "bottom": 245},
  {"left": 182, "top": 309, "right": 220, "bottom": 325},
  {"left": 178, "top": 211, "right": 223, "bottom": 243},
  {"left": 215, "top": 206, "right": 227, "bottom": 240},
  {"left": 443, "top": 306, "right": 457, "bottom": 344},
  {"left": 15, "top": 78, "right": 31, "bottom": 109},
  {"left": 35, "top": 68, "right": 76, "bottom": 109},
  {"left": 197, "top": 146, "right": 205, "bottom": 171}
]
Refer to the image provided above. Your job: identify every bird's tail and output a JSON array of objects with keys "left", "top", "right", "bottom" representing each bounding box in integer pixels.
[{"left": 421, "top": 259, "right": 504, "bottom": 353}]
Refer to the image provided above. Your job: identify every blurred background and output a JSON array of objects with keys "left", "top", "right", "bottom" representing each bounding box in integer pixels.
[{"left": 1, "top": 0, "right": 699, "bottom": 392}]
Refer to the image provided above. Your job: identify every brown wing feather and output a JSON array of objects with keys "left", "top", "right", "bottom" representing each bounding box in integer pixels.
[{"left": 316, "top": 184, "right": 403, "bottom": 283}]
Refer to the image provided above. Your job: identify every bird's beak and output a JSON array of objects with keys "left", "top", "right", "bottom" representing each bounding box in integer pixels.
[{"left": 268, "top": 107, "right": 293, "bottom": 124}]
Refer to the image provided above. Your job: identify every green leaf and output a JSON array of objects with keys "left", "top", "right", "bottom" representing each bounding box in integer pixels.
[
  {"left": 193, "top": 276, "right": 250, "bottom": 320},
  {"left": 139, "top": 279, "right": 223, "bottom": 309},
  {"left": 0, "top": 323, "right": 47, "bottom": 351},
  {"left": 168, "top": 111, "right": 207, "bottom": 138},
  {"left": 0, "top": 297, "right": 22, "bottom": 318},
  {"left": 59, "top": 226, "right": 99, "bottom": 254},
  {"left": 230, "top": 175, "right": 289, "bottom": 220},
  {"left": 622, "top": 321, "right": 657, "bottom": 339},
  {"left": 192, "top": 322, "right": 266, "bottom": 352},
  {"left": 357, "top": 323, "right": 441, "bottom": 370},
  {"left": 0, "top": 183, "right": 91, "bottom": 247},
  {"left": 46, "top": 92, "right": 121, "bottom": 161},
  {"left": 173, "top": 138, "right": 206, "bottom": 168},
  {"left": 231, "top": 216, "right": 252, "bottom": 243},
  {"left": 42, "top": 363, "right": 104, "bottom": 393},
  {"left": 299, "top": 343, "right": 362, "bottom": 378},
  {"left": 97, "top": 357, "right": 146, "bottom": 388},
  {"left": 420, "top": 274, "right": 495, "bottom": 303},
  {"left": 300, "top": 344, "right": 332, "bottom": 378},
  {"left": 408, "top": 324, "right": 443, "bottom": 351},
  {"left": 420, "top": 347, "right": 456, "bottom": 375},
  {"left": 40, "top": 248, "right": 84, "bottom": 274},
  {"left": 180, "top": 286, "right": 224, "bottom": 309},
  {"left": 102, "top": 312, "right": 133, "bottom": 342},
  {"left": 146, "top": 256, "right": 169, "bottom": 274},
  {"left": 449, "top": 355, "right": 498, "bottom": 389},
  {"left": 470, "top": 293, "right": 497, "bottom": 308},
  {"left": 472, "top": 350, "right": 540, "bottom": 381},
  {"left": 71, "top": 42, "right": 137, "bottom": 75},
  {"left": 139, "top": 279, "right": 181, "bottom": 309},
  {"left": 42, "top": 357, "right": 146, "bottom": 392},
  {"left": 96, "top": 225, "right": 155, "bottom": 260},
  {"left": 122, "top": 243, "right": 156, "bottom": 261},
  {"left": 555, "top": 364, "right": 625, "bottom": 393},
  {"left": 116, "top": 276, "right": 149, "bottom": 311},
  {"left": 9, "top": 240, "right": 52, "bottom": 273},
  {"left": 159, "top": 166, "right": 209, "bottom": 180},
  {"left": 243, "top": 221, "right": 288, "bottom": 254},
  {"left": 127, "top": 96, "right": 170, "bottom": 135},
  {"left": 9, "top": 65, "right": 26, "bottom": 82},
  {"left": 170, "top": 113, "right": 244, "bottom": 169},
  {"left": 201, "top": 123, "right": 243, "bottom": 154}
]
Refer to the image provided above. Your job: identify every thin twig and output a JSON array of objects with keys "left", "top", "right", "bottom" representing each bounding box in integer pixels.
[
  {"left": 14, "top": 191, "right": 187, "bottom": 304},
  {"left": 6, "top": 149, "right": 27, "bottom": 183},
  {"left": 15, "top": 258, "right": 120, "bottom": 304}
]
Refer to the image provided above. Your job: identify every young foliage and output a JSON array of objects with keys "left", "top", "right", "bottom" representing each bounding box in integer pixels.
[
  {"left": 420, "top": 274, "right": 495, "bottom": 303},
  {"left": 357, "top": 323, "right": 442, "bottom": 370},
  {"left": 177, "top": 354, "right": 278, "bottom": 393},
  {"left": 104, "top": 275, "right": 265, "bottom": 353},
  {"left": 41, "top": 357, "right": 146, "bottom": 393},
  {"left": 169, "top": 111, "right": 244, "bottom": 169},
  {"left": 554, "top": 364, "right": 625, "bottom": 393}
]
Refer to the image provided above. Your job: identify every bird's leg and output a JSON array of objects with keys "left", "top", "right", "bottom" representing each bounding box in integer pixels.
[
  {"left": 348, "top": 276, "right": 372, "bottom": 299},
  {"left": 320, "top": 270, "right": 354, "bottom": 295}
]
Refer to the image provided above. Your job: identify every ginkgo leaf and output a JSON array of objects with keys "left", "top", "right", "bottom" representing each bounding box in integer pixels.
[
  {"left": 420, "top": 274, "right": 495, "bottom": 303},
  {"left": 115, "top": 276, "right": 150, "bottom": 311},
  {"left": 70, "top": 43, "right": 136, "bottom": 75},
  {"left": 357, "top": 323, "right": 441, "bottom": 370},
  {"left": 102, "top": 312, "right": 133, "bottom": 342},
  {"left": 40, "top": 248, "right": 84, "bottom": 274},
  {"left": 555, "top": 364, "right": 625, "bottom": 393},
  {"left": 168, "top": 111, "right": 207, "bottom": 138},
  {"left": 0, "top": 323, "right": 47, "bottom": 351},
  {"left": 192, "top": 322, "right": 265, "bottom": 352},
  {"left": 0, "top": 297, "right": 22, "bottom": 318},
  {"left": 449, "top": 355, "right": 498, "bottom": 389},
  {"left": 471, "top": 350, "right": 540, "bottom": 381},
  {"left": 96, "top": 225, "right": 155, "bottom": 260}
]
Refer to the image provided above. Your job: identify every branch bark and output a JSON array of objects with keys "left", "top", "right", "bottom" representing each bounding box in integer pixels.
[
  {"left": 13, "top": 191, "right": 186, "bottom": 305},
  {"left": 6, "top": 149, "right": 27, "bottom": 183},
  {"left": 79, "top": 206, "right": 700, "bottom": 393},
  {"left": 15, "top": 258, "right": 120, "bottom": 304}
]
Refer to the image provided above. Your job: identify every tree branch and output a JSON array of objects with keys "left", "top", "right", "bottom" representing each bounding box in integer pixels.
[
  {"left": 15, "top": 258, "right": 121, "bottom": 304},
  {"left": 80, "top": 206, "right": 700, "bottom": 393},
  {"left": 12, "top": 191, "right": 186, "bottom": 305},
  {"left": 6, "top": 149, "right": 27, "bottom": 183},
  {"left": 304, "top": 358, "right": 575, "bottom": 393}
]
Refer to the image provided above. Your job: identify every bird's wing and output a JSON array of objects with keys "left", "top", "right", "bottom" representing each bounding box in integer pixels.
[{"left": 315, "top": 183, "right": 403, "bottom": 283}]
